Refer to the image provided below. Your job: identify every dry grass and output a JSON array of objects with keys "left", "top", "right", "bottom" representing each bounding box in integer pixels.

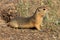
[
  {"left": 17, "top": 0, "right": 60, "bottom": 30},
  {"left": 0, "top": 0, "right": 59, "bottom": 31}
]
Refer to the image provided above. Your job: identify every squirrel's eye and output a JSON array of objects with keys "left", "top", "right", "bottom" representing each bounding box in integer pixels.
[{"left": 43, "top": 9, "right": 45, "bottom": 10}]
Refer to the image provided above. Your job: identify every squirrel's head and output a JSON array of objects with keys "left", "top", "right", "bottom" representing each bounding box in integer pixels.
[{"left": 36, "top": 5, "right": 50, "bottom": 17}]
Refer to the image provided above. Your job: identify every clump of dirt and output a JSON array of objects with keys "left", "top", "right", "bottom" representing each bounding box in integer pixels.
[{"left": 0, "top": 3, "right": 17, "bottom": 23}]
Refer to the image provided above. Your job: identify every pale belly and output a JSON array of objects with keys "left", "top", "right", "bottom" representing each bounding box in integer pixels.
[{"left": 19, "top": 22, "right": 34, "bottom": 28}]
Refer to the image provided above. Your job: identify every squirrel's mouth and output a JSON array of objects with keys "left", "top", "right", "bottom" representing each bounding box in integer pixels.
[{"left": 40, "top": 14, "right": 44, "bottom": 17}]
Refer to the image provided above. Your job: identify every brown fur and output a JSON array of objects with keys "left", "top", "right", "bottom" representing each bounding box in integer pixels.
[{"left": 8, "top": 6, "right": 49, "bottom": 31}]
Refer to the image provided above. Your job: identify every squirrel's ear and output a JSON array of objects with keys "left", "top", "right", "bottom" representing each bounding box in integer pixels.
[{"left": 37, "top": 8, "right": 41, "bottom": 12}]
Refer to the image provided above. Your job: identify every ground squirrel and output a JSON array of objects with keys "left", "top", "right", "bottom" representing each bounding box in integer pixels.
[{"left": 8, "top": 6, "right": 49, "bottom": 31}]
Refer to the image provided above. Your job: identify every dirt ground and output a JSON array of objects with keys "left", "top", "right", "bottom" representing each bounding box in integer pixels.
[
  {"left": 0, "top": 0, "right": 60, "bottom": 40},
  {"left": 0, "top": 24, "right": 60, "bottom": 40}
]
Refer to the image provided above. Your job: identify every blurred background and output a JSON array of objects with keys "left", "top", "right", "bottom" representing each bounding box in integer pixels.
[
  {"left": 0, "top": 0, "right": 60, "bottom": 30},
  {"left": 0, "top": 0, "right": 60, "bottom": 40}
]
